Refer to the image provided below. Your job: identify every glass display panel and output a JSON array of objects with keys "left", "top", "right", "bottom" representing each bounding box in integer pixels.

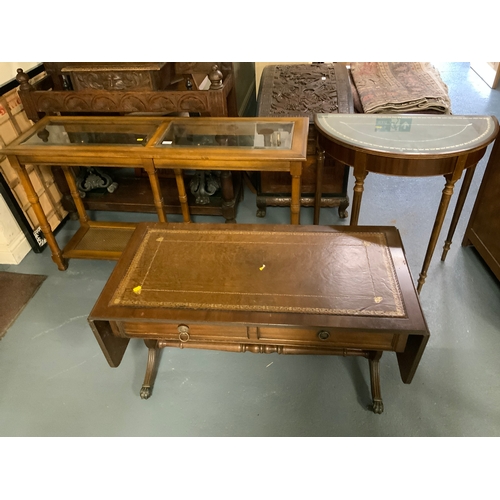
[
  {"left": 158, "top": 121, "right": 295, "bottom": 149},
  {"left": 20, "top": 121, "right": 159, "bottom": 146}
]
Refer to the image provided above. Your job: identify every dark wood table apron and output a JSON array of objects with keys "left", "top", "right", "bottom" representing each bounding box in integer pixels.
[
  {"left": 256, "top": 63, "right": 353, "bottom": 218},
  {"left": 88, "top": 222, "right": 429, "bottom": 414}
]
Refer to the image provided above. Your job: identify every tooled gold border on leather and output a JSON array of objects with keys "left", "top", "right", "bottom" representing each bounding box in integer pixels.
[{"left": 110, "top": 228, "right": 406, "bottom": 317}]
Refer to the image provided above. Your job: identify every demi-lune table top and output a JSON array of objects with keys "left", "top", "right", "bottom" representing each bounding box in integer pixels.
[{"left": 314, "top": 113, "right": 498, "bottom": 158}]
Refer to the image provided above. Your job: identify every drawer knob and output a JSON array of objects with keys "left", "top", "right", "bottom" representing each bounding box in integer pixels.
[
  {"left": 178, "top": 325, "right": 190, "bottom": 342},
  {"left": 317, "top": 330, "right": 330, "bottom": 340}
]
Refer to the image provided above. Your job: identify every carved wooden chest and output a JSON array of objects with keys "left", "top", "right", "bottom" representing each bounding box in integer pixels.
[{"left": 257, "top": 63, "right": 353, "bottom": 219}]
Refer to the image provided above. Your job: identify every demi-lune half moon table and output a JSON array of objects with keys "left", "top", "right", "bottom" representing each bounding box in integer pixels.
[{"left": 314, "top": 113, "right": 499, "bottom": 292}]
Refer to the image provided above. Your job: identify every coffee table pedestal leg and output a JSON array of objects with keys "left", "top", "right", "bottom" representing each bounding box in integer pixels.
[
  {"left": 369, "top": 351, "right": 384, "bottom": 414},
  {"left": 140, "top": 340, "right": 160, "bottom": 400}
]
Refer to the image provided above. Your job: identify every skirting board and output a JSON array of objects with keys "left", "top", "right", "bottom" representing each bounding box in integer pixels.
[{"left": 0, "top": 230, "right": 31, "bottom": 264}]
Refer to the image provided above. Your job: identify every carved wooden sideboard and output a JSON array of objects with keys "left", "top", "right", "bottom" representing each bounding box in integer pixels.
[
  {"left": 16, "top": 63, "right": 242, "bottom": 221},
  {"left": 256, "top": 63, "right": 353, "bottom": 219},
  {"left": 18, "top": 63, "right": 238, "bottom": 121}
]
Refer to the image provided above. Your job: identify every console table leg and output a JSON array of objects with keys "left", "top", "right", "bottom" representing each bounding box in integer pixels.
[
  {"left": 350, "top": 153, "right": 368, "bottom": 226},
  {"left": 441, "top": 165, "right": 476, "bottom": 262},
  {"left": 9, "top": 156, "right": 67, "bottom": 271},
  {"left": 143, "top": 160, "right": 168, "bottom": 223},
  {"left": 174, "top": 169, "right": 191, "bottom": 223},
  {"left": 140, "top": 340, "right": 160, "bottom": 400},
  {"left": 350, "top": 171, "right": 368, "bottom": 226},
  {"left": 220, "top": 171, "right": 236, "bottom": 223},
  {"left": 417, "top": 175, "right": 458, "bottom": 293},
  {"left": 369, "top": 351, "right": 384, "bottom": 414},
  {"left": 314, "top": 147, "right": 325, "bottom": 225},
  {"left": 61, "top": 166, "right": 90, "bottom": 226},
  {"left": 290, "top": 162, "right": 302, "bottom": 225}
]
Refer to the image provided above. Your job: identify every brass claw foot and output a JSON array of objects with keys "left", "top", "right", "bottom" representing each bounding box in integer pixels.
[
  {"left": 372, "top": 399, "right": 384, "bottom": 414},
  {"left": 369, "top": 351, "right": 384, "bottom": 415},
  {"left": 140, "top": 386, "right": 152, "bottom": 399}
]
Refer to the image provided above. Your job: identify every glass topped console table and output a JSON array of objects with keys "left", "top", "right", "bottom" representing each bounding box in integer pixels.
[
  {"left": 314, "top": 113, "right": 499, "bottom": 292},
  {"left": 1, "top": 115, "right": 308, "bottom": 270}
]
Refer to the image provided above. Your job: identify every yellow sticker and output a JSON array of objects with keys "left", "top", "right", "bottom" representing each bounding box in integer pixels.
[
  {"left": 136, "top": 137, "right": 144, "bottom": 142},
  {"left": 259, "top": 264, "right": 266, "bottom": 271},
  {"left": 133, "top": 286, "right": 142, "bottom": 295}
]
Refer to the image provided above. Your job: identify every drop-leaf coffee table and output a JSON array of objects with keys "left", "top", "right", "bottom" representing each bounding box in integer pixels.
[{"left": 88, "top": 222, "right": 429, "bottom": 414}]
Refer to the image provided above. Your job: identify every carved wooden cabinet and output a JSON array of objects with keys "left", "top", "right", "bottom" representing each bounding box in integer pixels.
[
  {"left": 256, "top": 63, "right": 353, "bottom": 218},
  {"left": 15, "top": 62, "right": 242, "bottom": 221},
  {"left": 462, "top": 137, "right": 500, "bottom": 280}
]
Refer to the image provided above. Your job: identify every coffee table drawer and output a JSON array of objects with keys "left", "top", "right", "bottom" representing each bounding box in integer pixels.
[
  {"left": 121, "top": 321, "right": 248, "bottom": 341},
  {"left": 258, "top": 327, "right": 405, "bottom": 351}
]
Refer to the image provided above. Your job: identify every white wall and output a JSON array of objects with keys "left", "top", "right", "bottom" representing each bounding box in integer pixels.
[
  {"left": 0, "top": 63, "right": 39, "bottom": 87},
  {"left": 0, "top": 193, "right": 31, "bottom": 264}
]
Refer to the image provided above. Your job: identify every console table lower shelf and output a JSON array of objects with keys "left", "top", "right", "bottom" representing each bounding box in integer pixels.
[{"left": 88, "top": 222, "right": 430, "bottom": 414}]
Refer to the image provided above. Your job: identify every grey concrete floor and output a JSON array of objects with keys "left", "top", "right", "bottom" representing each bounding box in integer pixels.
[{"left": 1, "top": 62, "right": 500, "bottom": 437}]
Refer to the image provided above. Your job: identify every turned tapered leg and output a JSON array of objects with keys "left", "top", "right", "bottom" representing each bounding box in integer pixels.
[
  {"left": 143, "top": 160, "right": 168, "bottom": 223},
  {"left": 61, "top": 166, "right": 90, "bottom": 227},
  {"left": 9, "top": 156, "right": 67, "bottom": 270},
  {"left": 369, "top": 351, "right": 384, "bottom": 414},
  {"left": 417, "top": 175, "right": 458, "bottom": 293},
  {"left": 350, "top": 171, "right": 368, "bottom": 226},
  {"left": 140, "top": 340, "right": 160, "bottom": 400},
  {"left": 350, "top": 153, "right": 368, "bottom": 227},
  {"left": 174, "top": 168, "right": 191, "bottom": 223},
  {"left": 441, "top": 165, "right": 476, "bottom": 262}
]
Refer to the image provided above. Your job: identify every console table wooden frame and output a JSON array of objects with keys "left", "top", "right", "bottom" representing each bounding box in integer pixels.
[
  {"left": 15, "top": 63, "right": 243, "bottom": 221},
  {"left": 88, "top": 222, "right": 430, "bottom": 414},
  {"left": 314, "top": 113, "right": 499, "bottom": 292},
  {"left": 1, "top": 115, "right": 308, "bottom": 271}
]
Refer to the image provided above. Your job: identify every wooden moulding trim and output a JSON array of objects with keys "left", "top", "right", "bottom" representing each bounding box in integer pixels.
[
  {"left": 152, "top": 159, "right": 296, "bottom": 170},
  {"left": 87, "top": 220, "right": 138, "bottom": 229},
  {"left": 155, "top": 339, "right": 374, "bottom": 357},
  {"left": 62, "top": 248, "right": 124, "bottom": 260}
]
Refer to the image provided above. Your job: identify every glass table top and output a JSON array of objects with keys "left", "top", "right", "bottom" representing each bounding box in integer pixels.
[
  {"left": 20, "top": 120, "right": 160, "bottom": 147},
  {"left": 158, "top": 120, "right": 294, "bottom": 149},
  {"left": 314, "top": 114, "right": 498, "bottom": 155}
]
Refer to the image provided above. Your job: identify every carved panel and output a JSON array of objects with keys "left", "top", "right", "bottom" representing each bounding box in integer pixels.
[
  {"left": 262, "top": 63, "right": 340, "bottom": 118},
  {"left": 119, "top": 95, "right": 147, "bottom": 113},
  {"left": 71, "top": 72, "right": 153, "bottom": 91},
  {"left": 30, "top": 91, "right": 211, "bottom": 115}
]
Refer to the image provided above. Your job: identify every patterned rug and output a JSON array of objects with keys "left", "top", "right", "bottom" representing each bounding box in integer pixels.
[
  {"left": 0, "top": 271, "right": 46, "bottom": 339},
  {"left": 350, "top": 62, "right": 451, "bottom": 114}
]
